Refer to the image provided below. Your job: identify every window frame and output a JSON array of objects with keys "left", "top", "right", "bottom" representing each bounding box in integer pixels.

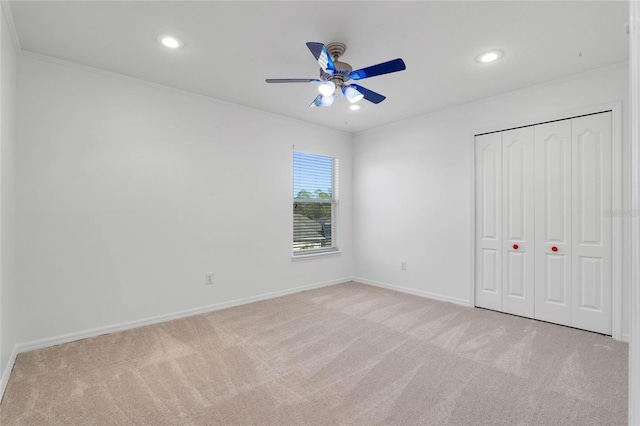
[{"left": 292, "top": 150, "right": 339, "bottom": 257}]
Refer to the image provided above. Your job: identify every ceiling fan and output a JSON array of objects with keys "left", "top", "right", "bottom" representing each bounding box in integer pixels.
[{"left": 266, "top": 42, "right": 406, "bottom": 108}]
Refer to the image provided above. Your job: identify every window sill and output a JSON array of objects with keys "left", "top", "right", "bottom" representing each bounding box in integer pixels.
[{"left": 291, "top": 250, "right": 342, "bottom": 261}]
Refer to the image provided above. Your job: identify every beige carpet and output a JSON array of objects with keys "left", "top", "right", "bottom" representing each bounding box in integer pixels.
[{"left": 0, "top": 281, "right": 628, "bottom": 425}]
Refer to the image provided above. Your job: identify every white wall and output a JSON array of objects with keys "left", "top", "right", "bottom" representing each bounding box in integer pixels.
[
  {"left": 0, "top": 4, "right": 18, "bottom": 392},
  {"left": 353, "top": 63, "right": 631, "bottom": 337},
  {"left": 16, "top": 55, "right": 353, "bottom": 345}
]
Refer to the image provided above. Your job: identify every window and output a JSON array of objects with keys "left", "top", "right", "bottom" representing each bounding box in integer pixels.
[{"left": 293, "top": 151, "right": 338, "bottom": 254}]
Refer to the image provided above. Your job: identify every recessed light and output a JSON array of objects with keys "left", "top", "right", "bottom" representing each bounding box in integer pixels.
[
  {"left": 349, "top": 104, "right": 360, "bottom": 111},
  {"left": 476, "top": 50, "right": 503, "bottom": 63},
  {"left": 159, "top": 35, "right": 183, "bottom": 49}
]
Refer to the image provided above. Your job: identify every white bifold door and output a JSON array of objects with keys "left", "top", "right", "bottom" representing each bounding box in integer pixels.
[{"left": 475, "top": 112, "right": 612, "bottom": 335}]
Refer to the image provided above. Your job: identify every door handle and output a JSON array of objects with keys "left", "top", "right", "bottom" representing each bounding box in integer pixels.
[
  {"left": 552, "top": 246, "right": 558, "bottom": 252},
  {"left": 513, "top": 244, "right": 519, "bottom": 250}
]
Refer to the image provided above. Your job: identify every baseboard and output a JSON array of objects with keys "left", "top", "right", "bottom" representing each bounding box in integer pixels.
[
  {"left": 621, "top": 333, "right": 630, "bottom": 343},
  {"left": 0, "top": 344, "right": 18, "bottom": 404},
  {"left": 354, "top": 277, "right": 471, "bottom": 307},
  {"left": 16, "top": 278, "right": 349, "bottom": 354}
]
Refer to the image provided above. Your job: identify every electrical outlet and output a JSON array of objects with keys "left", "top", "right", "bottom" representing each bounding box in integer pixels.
[
  {"left": 401, "top": 261, "right": 407, "bottom": 271},
  {"left": 205, "top": 273, "right": 214, "bottom": 285}
]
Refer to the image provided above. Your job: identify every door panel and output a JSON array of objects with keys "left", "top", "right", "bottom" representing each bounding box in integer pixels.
[
  {"left": 535, "top": 120, "right": 572, "bottom": 327},
  {"left": 576, "top": 256, "right": 602, "bottom": 309},
  {"left": 481, "top": 249, "right": 499, "bottom": 293},
  {"left": 545, "top": 253, "right": 569, "bottom": 304},
  {"left": 506, "top": 251, "right": 525, "bottom": 297},
  {"left": 571, "top": 113, "right": 612, "bottom": 334},
  {"left": 475, "top": 133, "right": 502, "bottom": 311},
  {"left": 501, "top": 127, "right": 534, "bottom": 317}
]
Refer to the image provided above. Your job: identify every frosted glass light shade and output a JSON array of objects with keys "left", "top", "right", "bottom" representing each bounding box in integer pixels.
[
  {"left": 319, "top": 95, "right": 335, "bottom": 106},
  {"left": 318, "top": 81, "right": 336, "bottom": 96},
  {"left": 343, "top": 86, "right": 364, "bottom": 103}
]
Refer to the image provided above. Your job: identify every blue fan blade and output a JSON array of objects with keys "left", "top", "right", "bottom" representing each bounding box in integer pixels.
[
  {"left": 266, "top": 78, "right": 320, "bottom": 83},
  {"left": 349, "top": 58, "right": 406, "bottom": 81},
  {"left": 349, "top": 84, "right": 386, "bottom": 104},
  {"left": 310, "top": 95, "right": 322, "bottom": 108},
  {"left": 306, "top": 42, "right": 336, "bottom": 73}
]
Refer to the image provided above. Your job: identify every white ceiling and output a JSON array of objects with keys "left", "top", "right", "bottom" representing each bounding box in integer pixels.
[{"left": 8, "top": 1, "right": 630, "bottom": 134}]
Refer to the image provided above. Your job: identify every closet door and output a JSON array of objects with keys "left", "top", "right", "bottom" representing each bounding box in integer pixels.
[
  {"left": 534, "top": 120, "right": 572, "bottom": 327},
  {"left": 475, "top": 132, "right": 502, "bottom": 311},
  {"left": 571, "top": 113, "right": 612, "bottom": 334},
  {"left": 501, "top": 127, "right": 535, "bottom": 317}
]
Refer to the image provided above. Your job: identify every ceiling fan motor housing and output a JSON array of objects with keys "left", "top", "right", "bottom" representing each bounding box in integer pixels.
[{"left": 321, "top": 42, "right": 352, "bottom": 88}]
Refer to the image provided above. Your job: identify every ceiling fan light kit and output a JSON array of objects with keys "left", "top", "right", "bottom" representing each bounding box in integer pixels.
[
  {"left": 318, "top": 80, "right": 336, "bottom": 96},
  {"left": 343, "top": 86, "right": 364, "bottom": 103},
  {"left": 310, "top": 95, "right": 335, "bottom": 108},
  {"left": 266, "top": 41, "right": 406, "bottom": 108}
]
